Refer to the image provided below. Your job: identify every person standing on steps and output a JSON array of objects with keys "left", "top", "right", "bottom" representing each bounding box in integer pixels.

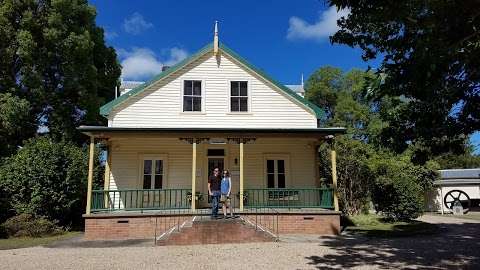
[
  {"left": 221, "top": 170, "right": 234, "bottom": 219},
  {"left": 208, "top": 167, "right": 221, "bottom": 219}
]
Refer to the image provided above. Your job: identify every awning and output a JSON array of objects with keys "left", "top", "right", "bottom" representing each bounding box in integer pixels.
[{"left": 77, "top": 126, "right": 346, "bottom": 139}]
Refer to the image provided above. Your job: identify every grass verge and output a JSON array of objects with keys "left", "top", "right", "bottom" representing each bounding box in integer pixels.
[
  {"left": 345, "top": 214, "right": 438, "bottom": 237},
  {"left": 0, "top": 231, "right": 82, "bottom": 250}
]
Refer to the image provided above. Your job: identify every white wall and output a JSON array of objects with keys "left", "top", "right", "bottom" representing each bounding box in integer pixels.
[
  {"left": 107, "top": 137, "right": 318, "bottom": 193},
  {"left": 109, "top": 51, "right": 317, "bottom": 128}
]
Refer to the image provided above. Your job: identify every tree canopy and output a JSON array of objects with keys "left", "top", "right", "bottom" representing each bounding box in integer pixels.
[
  {"left": 0, "top": 0, "right": 121, "bottom": 148},
  {"left": 329, "top": 0, "right": 480, "bottom": 157}
]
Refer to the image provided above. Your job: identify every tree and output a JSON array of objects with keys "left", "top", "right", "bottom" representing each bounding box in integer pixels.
[
  {"left": 319, "top": 137, "right": 373, "bottom": 215},
  {"left": 433, "top": 151, "right": 480, "bottom": 169},
  {"left": 329, "top": 0, "right": 480, "bottom": 157},
  {"left": 0, "top": 0, "right": 121, "bottom": 144},
  {"left": 305, "top": 66, "right": 343, "bottom": 120},
  {"left": 0, "top": 137, "right": 103, "bottom": 226},
  {"left": 0, "top": 93, "right": 35, "bottom": 157},
  {"left": 306, "top": 67, "right": 383, "bottom": 142}
]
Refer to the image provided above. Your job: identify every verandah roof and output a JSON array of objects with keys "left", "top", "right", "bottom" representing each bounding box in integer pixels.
[{"left": 78, "top": 126, "right": 346, "bottom": 138}]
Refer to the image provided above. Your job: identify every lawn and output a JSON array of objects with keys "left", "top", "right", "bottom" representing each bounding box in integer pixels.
[
  {"left": 345, "top": 214, "right": 439, "bottom": 237},
  {"left": 0, "top": 231, "right": 81, "bottom": 250}
]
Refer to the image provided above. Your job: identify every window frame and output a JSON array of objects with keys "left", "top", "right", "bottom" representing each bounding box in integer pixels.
[
  {"left": 228, "top": 80, "right": 251, "bottom": 113},
  {"left": 138, "top": 154, "right": 168, "bottom": 189},
  {"left": 181, "top": 79, "right": 205, "bottom": 113},
  {"left": 263, "top": 154, "right": 290, "bottom": 188}
]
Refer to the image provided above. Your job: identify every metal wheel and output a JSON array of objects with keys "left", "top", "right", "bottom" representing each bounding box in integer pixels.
[{"left": 444, "top": 189, "right": 471, "bottom": 213}]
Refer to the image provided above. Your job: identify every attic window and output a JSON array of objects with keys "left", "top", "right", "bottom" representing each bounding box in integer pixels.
[
  {"left": 231, "top": 81, "right": 248, "bottom": 112},
  {"left": 183, "top": 80, "right": 202, "bottom": 112}
]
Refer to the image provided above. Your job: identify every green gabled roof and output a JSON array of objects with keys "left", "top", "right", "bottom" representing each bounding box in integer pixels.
[{"left": 100, "top": 42, "right": 325, "bottom": 119}]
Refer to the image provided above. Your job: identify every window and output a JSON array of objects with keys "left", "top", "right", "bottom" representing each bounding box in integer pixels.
[
  {"left": 207, "top": 149, "right": 225, "bottom": 156},
  {"left": 183, "top": 80, "right": 202, "bottom": 112},
  {"left": 230, "top": 81, "right": 248, "bottom": 112},
  {"left": 143, "top": 159, "right": 163, "bottom": 189},
  {"left": 266, "top": 159, "right": 286, "bottom": 188}
]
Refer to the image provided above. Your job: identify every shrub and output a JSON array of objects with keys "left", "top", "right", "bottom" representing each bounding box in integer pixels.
[
  {"left": 319, "top": 137, "right": 373, "bottom": 215},
  {"left": 369, "top": 153, "right": 438, "bottom": 221},
  {"left": 2, "top": 214, "right": 61, "bottom": 237},
  {"left": 0, "top": 186, "right": 14, "bottom": 223},
  {"left": 0, "top": 137, "right": 88, "bottom": 226}
]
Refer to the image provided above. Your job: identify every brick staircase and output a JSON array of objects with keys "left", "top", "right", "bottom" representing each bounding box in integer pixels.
[{"left": 156, "top": 217, "right": 275, "bottom": 245}]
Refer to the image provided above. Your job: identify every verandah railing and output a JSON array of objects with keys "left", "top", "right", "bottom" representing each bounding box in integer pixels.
[
  {"left": 244, "top": 188, "right": 334, "bottom": 209},
  {"left": 90, "top": 187, "right": 334, "bottom": 212},
  {"left": 91, "top": 189, "right": 192, "bottom": 212}
]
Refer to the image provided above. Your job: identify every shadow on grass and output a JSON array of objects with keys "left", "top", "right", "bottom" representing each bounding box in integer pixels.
[
  {"left": 347, "top": 221, "right": 439, "bottom": 238},
  {"left": 307, "top": 220, "right": 480, "bottom": 269}
]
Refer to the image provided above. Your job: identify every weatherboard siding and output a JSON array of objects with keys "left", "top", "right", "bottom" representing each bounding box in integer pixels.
[
  {"left": 109, "top": 53, "right": 317, "bottom": 128},
  {"left": 107, "top": 137, "right": 317, "bottom": 199}
]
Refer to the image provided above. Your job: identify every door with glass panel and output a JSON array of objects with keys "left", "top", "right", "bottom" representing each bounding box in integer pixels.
[
  {"left": 142, "top": 159, "right": 164, "bottom": 208},
  {"left": 266, "top": 159, "right": 287, "bottom": 203},
  {"left": 266, "top": 159, "right": 286, "bottom": 189}
]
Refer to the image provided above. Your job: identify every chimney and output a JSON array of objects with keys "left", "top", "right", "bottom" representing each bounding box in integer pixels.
[{"left": 162, "top": 66, "right": 170, "bottom": 72}]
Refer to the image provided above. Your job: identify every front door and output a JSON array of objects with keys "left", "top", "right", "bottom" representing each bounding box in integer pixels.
[{"left": 207, "top": 157, "right": 224, "bottom": 204}]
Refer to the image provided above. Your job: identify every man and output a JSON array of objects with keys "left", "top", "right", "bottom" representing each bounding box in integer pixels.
[{"left": 208, "top": 167, "right": 221, "bottom": 219}]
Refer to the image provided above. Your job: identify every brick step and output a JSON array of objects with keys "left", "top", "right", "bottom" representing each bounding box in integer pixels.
[{"left": 157, "top": 217, "right": 274, "bottom": 246}]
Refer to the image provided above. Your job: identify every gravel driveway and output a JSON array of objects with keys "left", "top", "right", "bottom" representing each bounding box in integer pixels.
[{"left": 0, "top": 214, "right": 478, "bottom": 270}]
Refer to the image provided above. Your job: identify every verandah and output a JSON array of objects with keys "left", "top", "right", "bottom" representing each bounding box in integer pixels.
[{"left": 80, "top": 127, "right": 344, "bottom": 215}]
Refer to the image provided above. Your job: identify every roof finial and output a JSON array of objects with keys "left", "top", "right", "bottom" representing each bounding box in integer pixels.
[
  {"left": 301, "top": 73, "right": 304, "bottom": 87},
  {"left": 213, "top": 21, "right": 219, "bottom": 56}
]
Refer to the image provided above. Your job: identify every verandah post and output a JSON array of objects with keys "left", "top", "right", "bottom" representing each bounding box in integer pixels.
[
  {"left": 239, "top": 141, "right": 244, "bottom": 211},
  {"left": 103, "top": 142, "right": 110, "bottom": 208},
  {"left": 86, "top": 136, "right": 95, "bottom": 215},
  {"left": 330, "top": 140, "right": 339, "bottom": 212},
  {"left": 191, "top": 141, "right": 197, "bottom": 210}
]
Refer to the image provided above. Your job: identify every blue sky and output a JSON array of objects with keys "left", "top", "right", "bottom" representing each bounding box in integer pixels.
[{"left": 89, "top": 0, "right": 479, "bottom": 153}]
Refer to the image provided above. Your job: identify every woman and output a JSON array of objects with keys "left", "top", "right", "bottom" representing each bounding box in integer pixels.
[{"left": 220, "top": 170, "right": 234, "bottom": 218}]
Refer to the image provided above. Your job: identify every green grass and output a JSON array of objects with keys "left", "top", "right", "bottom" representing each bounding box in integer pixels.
[
  {"left": 0, "top": 231, "right": 81, "bottom": 250},
  {"left": 345, "top": 214, "right": 438, "bottom": 237}
]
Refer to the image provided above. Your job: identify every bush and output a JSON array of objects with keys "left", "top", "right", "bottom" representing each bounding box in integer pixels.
[
  {"left": 0, "top": 186, "right": 14, "bottom": 223},
  {"left": 319, "top": 137, "right": 373, "bottom": 215},
  {"left": 0, "top": 137, "right": 88, "bottom": 226},
  {"left": 2, "top": 214, "right": 61, "bottom": 237},
  {"left": 369, "top": 153, "right": 438, "bottom": 221}
]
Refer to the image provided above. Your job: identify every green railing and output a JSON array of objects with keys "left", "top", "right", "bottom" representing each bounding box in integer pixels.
[
  {"left": 91, "top": 189, "right": 192, "bottom": 212},
  {"left": 244, "top": 188, "right": 334, "bottom": 209}
]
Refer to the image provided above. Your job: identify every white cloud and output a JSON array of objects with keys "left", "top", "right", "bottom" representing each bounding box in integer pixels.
[
  {"left": 120, "top": 47, "right": 188, "bottom": 80},
  {"left": 104, "top": 30, "right": 118, "bottom": 40},
  {"left": 287, "top": 6, "right": 350, "bottom": 41},
  {"left": 123, "top": 12, "right": 153, "bottom": 35}
]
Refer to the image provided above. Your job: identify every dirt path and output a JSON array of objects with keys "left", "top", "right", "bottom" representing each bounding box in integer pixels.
[{"left": 0, "top": 214, "right": 478, "bottom": 270}]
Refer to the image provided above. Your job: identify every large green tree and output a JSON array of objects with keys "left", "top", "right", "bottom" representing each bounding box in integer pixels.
[
  {"left": 0, "top": 93, "right": 35, "bottom": 157},
  {"left": 306, "top": 67, "right": 382, "bottom": 142},
  {"left": 329, "top": 0, "right": 480, "bottom": 157},
  {"left": 0, "top": 0, "right": 121, "bottom": 147}
]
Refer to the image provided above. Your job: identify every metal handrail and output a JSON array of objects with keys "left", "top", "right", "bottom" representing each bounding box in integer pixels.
[
  {"left": 242, "top": 207, "right": 279, "bottom": 241},
  {"left": 91, "top": 188, "right": 193, "bottom": 212},
  {"left": 244, "top": 187, "right": 334, "bottom": 209}
]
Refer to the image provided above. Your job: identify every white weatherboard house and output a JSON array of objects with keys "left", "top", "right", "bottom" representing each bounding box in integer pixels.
[{"left": 79, "top": 26, "right": 345, "bottom": 241}]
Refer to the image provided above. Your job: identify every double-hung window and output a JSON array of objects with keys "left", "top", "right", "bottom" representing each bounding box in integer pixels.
[
  {"left": 230, "top": 81, "right": 248, "bottom": 112},
  {"left": 183, "top": 80, "right": 202, "bottom": 112}
]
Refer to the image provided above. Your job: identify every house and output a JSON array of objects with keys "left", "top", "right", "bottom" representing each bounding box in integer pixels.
[{"left": 79, "top": 24, "right": 345, "bottom": 241}]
